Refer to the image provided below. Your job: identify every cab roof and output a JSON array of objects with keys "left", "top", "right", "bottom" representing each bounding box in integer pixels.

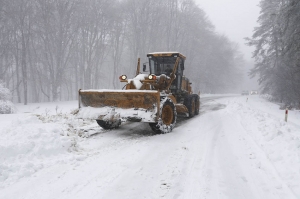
[{"left": 147, "top": 52, "right": 186, "bottom": 60}]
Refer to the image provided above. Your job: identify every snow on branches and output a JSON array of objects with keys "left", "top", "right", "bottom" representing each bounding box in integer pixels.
[{"left": 0, "top": 82, "right": 15, "bottom": 114}]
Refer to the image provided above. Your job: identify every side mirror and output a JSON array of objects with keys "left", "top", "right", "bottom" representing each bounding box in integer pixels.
[{"left": 143, "top": 64, "right": 146, "bottom": 72}]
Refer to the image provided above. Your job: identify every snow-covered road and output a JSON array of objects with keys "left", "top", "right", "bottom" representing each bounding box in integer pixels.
[{"left": 1, "top": 95, "right": 299, "bottom": 199}]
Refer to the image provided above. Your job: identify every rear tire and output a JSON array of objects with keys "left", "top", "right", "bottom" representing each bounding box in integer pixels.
[
  {"left": 184, "top": 95, "right": 195, "bottom": 118},
  {"left": 193, "top": 94, "right": 200, "bottom": 115},
  {"left": 96, "top": 119, "right": 121, "bottom": 129},
  {"left": 184, "top": 94, "right": 200, "bottom": 117},
  {"left": 149, "top": 98, "right": 177, "bottom": 134}
]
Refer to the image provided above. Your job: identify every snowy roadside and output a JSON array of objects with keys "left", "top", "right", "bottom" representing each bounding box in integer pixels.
[
  {"left": 0, "top": 101, "right": 98, "bottom": 188},
  {"left": 0, "top": 95, "right": 299, "bottom": 198},
  {"left": 223, "top": 95, "right": 300, "bottom": 196}
]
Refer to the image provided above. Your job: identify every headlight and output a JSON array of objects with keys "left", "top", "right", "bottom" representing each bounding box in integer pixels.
[
  {"left": 148, "top": 74, "right": 156, "bottom": 80},
  {"left": 119, "top": 75, "right": 127, "bottom": 80}
]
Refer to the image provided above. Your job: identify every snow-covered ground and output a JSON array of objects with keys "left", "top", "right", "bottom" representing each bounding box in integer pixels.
[{"left": 0, "top": 95, "right": 299, "bottom": 199}]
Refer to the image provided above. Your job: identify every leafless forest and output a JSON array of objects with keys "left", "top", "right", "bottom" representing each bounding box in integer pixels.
[
  {"left": 2, "top": 0, "right": 299, "bottom": 107},
  {"left": 0, "top": 0, "right": 245, "bottom": 104}
]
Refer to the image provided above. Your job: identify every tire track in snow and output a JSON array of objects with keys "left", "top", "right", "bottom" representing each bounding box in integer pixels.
[{"left": 181, "top": 98, "right": 297, "bottom": 199}]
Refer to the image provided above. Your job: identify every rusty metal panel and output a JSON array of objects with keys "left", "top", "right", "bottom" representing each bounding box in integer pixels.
[{"left": 79, "top": 90, "right": 160, "bottom": 110}]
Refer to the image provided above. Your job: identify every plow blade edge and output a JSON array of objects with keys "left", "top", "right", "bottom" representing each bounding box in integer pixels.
[{"left": 78, "top": 89, "right": 160, "bottom": 122}]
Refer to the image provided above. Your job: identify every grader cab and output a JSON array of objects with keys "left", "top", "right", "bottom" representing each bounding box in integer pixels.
[{"left": 78, "top": 52, "right": 200, "bottom": 133}]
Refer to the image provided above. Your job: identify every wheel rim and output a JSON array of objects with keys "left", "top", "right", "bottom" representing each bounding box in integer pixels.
[{"left": 161, "top": 104, "right": 174, "bottom": 125}]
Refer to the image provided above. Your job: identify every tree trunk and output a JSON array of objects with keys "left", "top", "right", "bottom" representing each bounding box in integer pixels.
[{"left": 21, "top": 30, "right": 28, "bottom": 105}]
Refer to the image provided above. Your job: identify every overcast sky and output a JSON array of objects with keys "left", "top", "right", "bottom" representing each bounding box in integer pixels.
[{"left": 194, "top": 0, "right": 261, "bottom": 61}]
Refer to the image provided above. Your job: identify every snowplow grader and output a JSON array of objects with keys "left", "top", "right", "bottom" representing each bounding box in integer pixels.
[{"left": 78, "top": 52, "right": 200, "bottom": 133}]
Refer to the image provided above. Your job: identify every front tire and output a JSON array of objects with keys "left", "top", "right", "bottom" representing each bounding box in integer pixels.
[{"left": 149, "top": 98, "right": 177, "bottom": 134}]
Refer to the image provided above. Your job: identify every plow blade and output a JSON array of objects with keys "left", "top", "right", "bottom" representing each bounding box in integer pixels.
[{"left": 78, "top": 89, "right": 160, "bottom": 123}]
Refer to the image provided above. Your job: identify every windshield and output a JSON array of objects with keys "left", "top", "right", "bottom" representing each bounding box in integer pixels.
[{"left": 149, "top": 57, "right": 178, "bottom": 75}]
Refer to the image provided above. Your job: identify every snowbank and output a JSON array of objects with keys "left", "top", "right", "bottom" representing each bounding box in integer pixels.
[
  {"left": 0, "top": 115, "right": 73, "bottom": 185},
  {"left": 224, "top": 95, "right": 300, "bottom": 196},
  {"left": 0, "top": 101, "right": 95, "bottom": 188}
]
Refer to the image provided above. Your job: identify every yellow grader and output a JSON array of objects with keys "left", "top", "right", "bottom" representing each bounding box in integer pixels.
[{"left": 78, "top": 52, "right": 200, "bottom": 133}]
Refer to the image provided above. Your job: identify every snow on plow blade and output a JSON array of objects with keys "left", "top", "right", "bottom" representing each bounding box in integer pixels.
[{"left": 78, "top": 89, "right": 160, "bottom": 122}]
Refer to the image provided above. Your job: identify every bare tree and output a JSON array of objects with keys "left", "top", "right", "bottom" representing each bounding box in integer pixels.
[
  {"left": 35, "top": 0, "right": 78, "bottom": 101},
  {"left": 0, "top": 0, "right": 245, "bottom": 103}
]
